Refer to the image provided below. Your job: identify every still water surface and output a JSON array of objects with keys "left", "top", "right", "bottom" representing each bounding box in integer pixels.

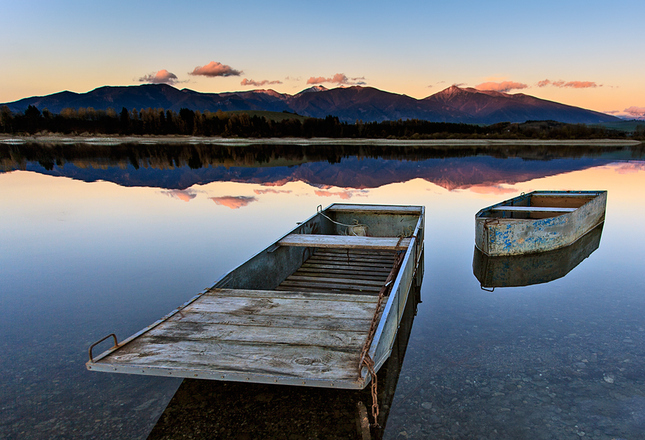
[{"left": 1, "top": 144, "right": 644, "bottom": 439}]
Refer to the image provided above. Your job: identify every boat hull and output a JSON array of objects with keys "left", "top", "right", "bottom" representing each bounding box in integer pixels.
[
  {"left": 473, "top": 222, "right": 603, "bottom": 288},
  {"left": 475, "top": 191, "right": 606, "bottom": 256},
  {"left": 86, "top": 204, "right": 425, "bottom": 390}
]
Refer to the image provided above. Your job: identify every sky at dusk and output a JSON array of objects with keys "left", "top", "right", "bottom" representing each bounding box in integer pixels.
[{"left": 2, "top": 0, "right": 644, "bottom": 118}]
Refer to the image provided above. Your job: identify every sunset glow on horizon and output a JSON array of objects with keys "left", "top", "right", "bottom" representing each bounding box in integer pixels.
[{"left": 2, "top": 0, "right": 644, "bottom": 119}]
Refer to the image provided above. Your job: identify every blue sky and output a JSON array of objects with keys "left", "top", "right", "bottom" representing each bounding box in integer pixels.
[{"left": 2, "top": 0, "right": 644, "bottom": 117}]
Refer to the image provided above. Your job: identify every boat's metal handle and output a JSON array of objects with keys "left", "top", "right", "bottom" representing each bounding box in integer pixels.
[{"left": 88, "top": 333, "right": 118, "bottom": 362}]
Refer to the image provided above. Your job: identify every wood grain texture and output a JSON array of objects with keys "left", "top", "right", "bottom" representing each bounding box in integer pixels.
[
  {"left": 491, "top": 206, "right": 577, "bottom": 213},
  {"left": 278, "top": 234, "right": 411, "bottom": 250},
  {"left": 328, "top": 204, "right": 422, "bottom": 214},
  {"left": 95, "top": 288, "right": 380, "bottom": 382}
]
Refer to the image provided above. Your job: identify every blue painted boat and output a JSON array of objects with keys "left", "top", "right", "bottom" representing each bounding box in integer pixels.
[
  {"left": 473, "top": 222, "right": 603, "bottom": 288},
  {"left": 475, "top": 190, "right": 607, "bottom": 256}
]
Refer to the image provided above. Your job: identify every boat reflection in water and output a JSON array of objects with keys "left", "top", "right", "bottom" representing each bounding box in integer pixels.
[
  {"left": 473, "top": 223, "right": 603, "bottom": 290},
  {"left": 147, "top": 255, "right": 423, "bottom": 440}
]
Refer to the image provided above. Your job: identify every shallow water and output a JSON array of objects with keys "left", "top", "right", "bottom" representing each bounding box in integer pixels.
[{"left": 1, "top": 144, "right": 644, "bottom": 439}]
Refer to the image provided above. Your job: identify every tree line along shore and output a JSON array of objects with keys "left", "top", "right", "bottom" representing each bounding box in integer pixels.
[{"left": 1, "top": 105, "right": 644, "bottom": 140}]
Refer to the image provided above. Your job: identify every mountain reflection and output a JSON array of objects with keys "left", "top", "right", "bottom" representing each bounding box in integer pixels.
[{"left": 2, "top": 142, "right": 643, "bottom": 190}]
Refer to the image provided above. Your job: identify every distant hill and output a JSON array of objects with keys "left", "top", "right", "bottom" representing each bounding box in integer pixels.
[{"left": 1, "top": 83, "right": 619, "bottom": 125}]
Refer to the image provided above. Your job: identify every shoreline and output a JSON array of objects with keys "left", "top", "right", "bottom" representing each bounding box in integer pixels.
[{"left": 0, "top": 134, "right": 642, "bottom": 147}]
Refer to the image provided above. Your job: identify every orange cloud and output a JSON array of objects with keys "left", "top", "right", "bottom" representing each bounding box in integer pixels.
[
  {"left": 306, "top": 73, "right": 366, "bottom": 86},
  {"left": 565, "top": 81, "right": 599, "bottom": 88},
  {"left": 190, "top": 61, "right": 242, "bottom": 77},
  {"left": 241, "top": 78, "right": 283, "bottom": 87},
  {"left": 139, "top": 69, "right": 179, "bottom": 85},
  {"left": 209, "top": 196, "right": 257, "bottom": 209},
  {"left": 162, "top": 189, "right": 197, "bottom": 201},
  {"left": 475, "top": 81, "right": 528, "bottom": 92},
  {"left": 253, "top": 189, "right": 292, "bottom": 194},
  {"left": 538, "top": 79, "right": 600, "bottom": 89}
]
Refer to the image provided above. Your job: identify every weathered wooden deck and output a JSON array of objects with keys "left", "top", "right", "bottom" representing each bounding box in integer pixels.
[{"left": 87, "top": 248, "right": 399, "bottom": 388}]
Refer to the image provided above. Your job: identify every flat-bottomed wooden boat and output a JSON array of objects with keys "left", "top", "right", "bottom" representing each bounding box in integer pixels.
[
  {"left": 475, "top": 190, "right": 606, "bottom": 256},
  {"left": 87, "top": 203, "right": 424, "bottom": 390}
]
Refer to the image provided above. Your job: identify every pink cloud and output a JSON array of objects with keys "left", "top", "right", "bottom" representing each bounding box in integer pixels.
[
  {"left": 253, "top": 188, "right": 292, "bottom": 195},
  {"left": 209, "top": 196, "right": 257, "bottom": 209},
  {"left": 306, "top": 73, "right": 366, "bottom": 86},
  {"left": 475, "top": 81, "right": 528, "bottom": 93},
  {"left": 139, "top": 69, "right": 179, "bottom": 85},
  {"left": 241, "top": 78, "right": 283, "bottom": 87},
  {"left": 624, "top": 106, "right": 645, "bottom": 118},
  {"left": 162, "top": 189, "right": 197, "bottom": 202},
  {"left": 190, "top": 61, "right": 242, "bottom": 77},
  {"left": 538, "top": 79, "right": 600, "bottom": 89}
]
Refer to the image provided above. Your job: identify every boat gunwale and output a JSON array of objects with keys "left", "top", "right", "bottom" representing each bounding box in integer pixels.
[
  {"left": 475, "top": 190, "right": 606, "bottom": 220},
  {"left": 365, "top": 207, "right": 425, "bottom": 375}
]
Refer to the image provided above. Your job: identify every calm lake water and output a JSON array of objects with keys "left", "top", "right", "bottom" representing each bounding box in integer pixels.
[{"left": 1, "top": 142, "right": 645, "bottom": 439}]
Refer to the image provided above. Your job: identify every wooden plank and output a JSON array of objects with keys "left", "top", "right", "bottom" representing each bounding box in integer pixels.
[
  {"left": 533, "top": 192, "right": 599, "bottom": 197},
  {"left": 299, "top": 263, "right": 393, "bottom": 274},
  {"left": 313, "top": 248, "right": 398, "bottom": 257},
  {"left": 283, "top": 275, "right": 385, "bottom": 287},
  {"left": 278, "top": 234, "right": 411, "bottom": 250},
  {"left": 103, "top": 339, "right": 361, "bottom": 381},
  {"left": 275, "top": 286, "right": 377, "bottom": 296},
  {"left": 206, "top": 288, "right": 378, "bottom": 303},
  {"left": 491, "top": 206, "right": 577, "bottom": 213},
  {"left": 277, "top": 280, "right": 382, "bottom": 293},
  {"left": 165, "top": 311, "right": 372, "bottom": 332},
  {"left": 309, "top": 253, "right": 396, "bottom": 262},
  {"left": 328, "top": 204, "right": 422, "bottom": 214},
  {"left": 140, "top": 322, "right": 368, "bottom": 350},
  {"left": 188, "top": 295, "right": 378, "bottom": 319},
  {"left": 304, "top": 255, "right": 394, "bottom": 269},
  {"left": 294, "top": 268, "right": 389, "bottom": 281}
]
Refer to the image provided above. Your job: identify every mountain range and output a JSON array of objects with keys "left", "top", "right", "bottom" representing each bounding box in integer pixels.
[{"left": 2, "top": 84, "right": 619, "bottom": 125}]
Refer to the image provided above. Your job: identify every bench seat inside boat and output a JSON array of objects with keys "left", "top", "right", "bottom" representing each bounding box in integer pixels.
[{"left": 278, "top": 234, "right": 411, "bottom": 250}]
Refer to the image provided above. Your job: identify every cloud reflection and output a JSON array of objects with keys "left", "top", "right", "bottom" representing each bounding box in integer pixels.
[
  {"left": 609, "top": 162, "right": 645, "bottom": 174},
  {"left": 465, "top": 184, "right": 518, "bottom": 195},
  {"left": 314, "top": 189, "right": 368, "bottom": 199},
  {"left": 162, "top": 189, "right": 197, "bottom": 201},
  {"left": 209, "top": 196, "right": 257, "bottom": 209},
  {"left": 253, "top": 188, "right": 292, "bottom": 195}
]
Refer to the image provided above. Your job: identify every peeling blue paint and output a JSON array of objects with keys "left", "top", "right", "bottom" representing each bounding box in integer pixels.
[{"left": 475, "top": 190, "right": 607, "bottom": 256}]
